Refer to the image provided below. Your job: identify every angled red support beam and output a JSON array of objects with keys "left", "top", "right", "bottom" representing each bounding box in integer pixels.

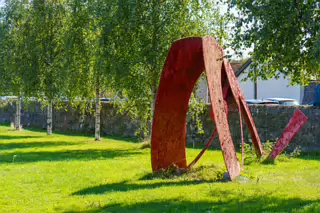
[
  {"left": 265, "top": 109, "right": 308, "bottom": 162},
  {"left": 202, "top": 36, "right": 240, "bottom": 179},
  {"left": 222, "top": 60, "right": 264, "bottom": 157}
]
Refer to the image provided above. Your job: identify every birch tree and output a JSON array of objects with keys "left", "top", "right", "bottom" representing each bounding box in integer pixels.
[
  {"left": 0, "top": 0, "right": 32, "bottom": 130},
  {"left": 29, "top": 0, "right": 68, "bottom": 135},
  {"left": 64, "top": 0, "right": 118, "bottom": 141},
  {"left": 112, "top": 0, "right": 222, "bottom": 137}
]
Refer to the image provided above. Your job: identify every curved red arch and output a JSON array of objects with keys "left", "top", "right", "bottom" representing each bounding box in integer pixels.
[
  {"left": 151, "top": 36, "right": 263, "bottom": 180},
  {"left": 151, "top": 37, "right": 204, "bottom": 171}
]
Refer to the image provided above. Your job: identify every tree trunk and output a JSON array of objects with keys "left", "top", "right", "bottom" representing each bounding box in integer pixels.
[
  {"left": 47, "top": 100, "right": 53, "bottom": 135},
  {"left": 95, "top": 80, "right": 101, "bottom": 141},
  {"left": 79, "top": 108, "right": 85, "bottom": 130},
  {"left": 15, "top": 96, "right": 21, "bottom": 130},
  {"left": 149, "top": 74, "right": 157, "bottom": 139},
  {"left": 149, "top": 2, "right": 159, "bottom": 139}
]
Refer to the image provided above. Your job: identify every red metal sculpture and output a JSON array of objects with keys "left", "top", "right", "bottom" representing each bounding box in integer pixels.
[
  {"left": 151, "top": 36, "right": 264, "bottom": 180},
  {"left": 151, "top": 36, "right": 307, "bottom": 180},
  {"left": 265, "top": 109, "right": 308, "bottom": 162}
]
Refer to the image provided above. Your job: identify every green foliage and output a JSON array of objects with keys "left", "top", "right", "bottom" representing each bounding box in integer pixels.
[
  {"left": 242, "top": 142, "right": 258, "bottom": 165},
  {"left": 63, "top": 0, "right": 119, "bottom": 102},
  {"left": 242, "top": 140, "right": 276, "bottom": 165},
  {"left": 145, "top": 165, "right": 226, "bottom": 182},
  {"left": 112, "top": 0, "right": 225, "bottom": 136},
  {"left": 228, "top": 0, "right": 320, "bottom": 85},
  {"left": 0, "top": 0, "right": 230, "bottom": 138},
  {"left": 287, "top": 146, "right": 302, "bottom": 158},
  {"left": 26, "top": 0, "right": 69, "bottom": 102},
  {"left": 0, "top": 0, "right": 31, "bottom": 97},
  {"left": 0, "top": 100, "right": 8, "bottom": 109},
  {"left": 188, "top": 93, "right": 207, "bottom": 135},
  {"left": 139, "top": 139, "right": 151, "bottom": 149},
  {"left": 243, "top": 140, "right": 303, "bottom": 165}
]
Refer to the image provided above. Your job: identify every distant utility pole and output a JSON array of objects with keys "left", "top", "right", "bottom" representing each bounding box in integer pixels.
[
  {"left": 254, "top": 81, "right": 257, "bottom": 99},
  {"left": 254, "top": 68, "right": 258, "bottom": 99}
]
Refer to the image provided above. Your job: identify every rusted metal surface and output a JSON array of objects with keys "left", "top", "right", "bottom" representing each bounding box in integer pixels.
[
  {"left": 151, "top": 36, "right": 308, "bottom": 179},
  {"left": 202, "top": 36, "right": 240, "bottom": 180},
  {"left": 266, "top": 109, "right": 308, "bottom": 162},
  {"left": 239, "top": 99, "right": 264, "bottom": 157},
  {"left": 222, "top": 60, "right": 264, "bottom": 157},
  {"left": 239, "top": 107, "right": 245, "bottom": 170},
  {"left": 151, "top": 37, "right": 204, "bottom": 171},
  {"left": 151, "top": 36, "right": 265, "bottom": 180}
]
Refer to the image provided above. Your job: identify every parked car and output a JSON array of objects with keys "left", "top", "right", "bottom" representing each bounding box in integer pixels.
[
  {"left": 246, "top": 99, "right": 278, "bottom": 105},
  {"left": 0, "top": 96, "right": 18, "bottom": 101},
  {"left": 100, "top": 98, "right": 113, "bottom": 103},
  {"left": 264, "top": 98, "right": 299, "bottom": 106}
]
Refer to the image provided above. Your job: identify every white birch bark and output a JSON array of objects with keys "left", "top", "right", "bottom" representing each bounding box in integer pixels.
[
  {"left": 95, "top": 85, "right": 101, "bottom": 141},
  {"left": 149, "top": 83, "right": 157, "bottom": 139},
  {"left": 15, "top": 96, "right": 21, "bottom": 130},
  {"left": 47, "top": 101, "right": 53, "bottom": 135},
  {"left": 79, "top": 109, "right": 85, "bottom": 130}
]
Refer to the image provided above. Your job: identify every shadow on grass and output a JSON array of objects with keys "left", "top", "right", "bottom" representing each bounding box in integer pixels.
[
  {"left": 24, "top": 126, "right": 140, "bottom": 143},
  {"left": 66, "top": 192, "right": 320, "bottom": 213},
  {"left": 185, "top": 143, "right": 222, "bottom": 151},
  {"left": 0, "top": 149, "right": 142, "bottom": 163},
  {"left": 296, "top": 152, "right": 320, "bottom": 161},
  {"left": 0, "top": 141, "right": 81, "bottom": 150},
  {"left": 0, "top": 135, "right": 44, "bottom": 140},
  {"left": 72, "top": 180, "right": 207, "bottom": 196},
  {"left": 138, "top": 164, "right": 227, "bottom": 183}
]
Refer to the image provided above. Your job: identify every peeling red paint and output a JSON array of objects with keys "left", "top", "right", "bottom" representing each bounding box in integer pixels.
[
  {"left": 266, "top": 109, "right": 308, "bottom": 161},
  {"left": 151, "top": 36, "right": 265, "bottom": 180}
]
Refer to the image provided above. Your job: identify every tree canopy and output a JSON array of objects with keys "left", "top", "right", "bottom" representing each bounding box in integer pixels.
[
  {"left": 229, "top": 0, "right": 320, "bottom": 85},
  {"left": 0, "top": 0, "right": 227, "bottom": 138},
  {"left": 112, "top": 0, "right": 223, "bottom": 136}
]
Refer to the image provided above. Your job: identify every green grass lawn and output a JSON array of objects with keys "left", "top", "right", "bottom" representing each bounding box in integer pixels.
[{"left": 0, "top": 124, "right": 319, "bottom": 213}]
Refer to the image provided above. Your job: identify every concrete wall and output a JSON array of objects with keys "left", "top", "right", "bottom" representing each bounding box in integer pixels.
[{"left": 0, "top": 102, "right": 319, "bottom": 151}]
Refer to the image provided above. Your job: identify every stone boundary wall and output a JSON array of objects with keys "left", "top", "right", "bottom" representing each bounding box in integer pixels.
[
  {"left": 0, "top": 101, "right": 319, "bottom": 151},
  {"left": 0, "top": 102, "right": 141, "bottom": 137},
  {"left": 187, "top": 105, "right": 320, "bottom": 151}
]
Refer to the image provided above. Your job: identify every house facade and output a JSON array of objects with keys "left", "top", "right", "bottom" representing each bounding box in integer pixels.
[{"left": 196, "top": 59, "right": 314, "bottom": 104}]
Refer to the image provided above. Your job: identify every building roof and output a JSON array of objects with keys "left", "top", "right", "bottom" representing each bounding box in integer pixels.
[
  {"left": 229, "top": 58, "right": 252, "bottom": 77},
  {"left": 230, "top": 62, "right": 243, "bottom": 73},
  {"left": 233, "top": 58, "right": 252, "bottom": 77}
]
